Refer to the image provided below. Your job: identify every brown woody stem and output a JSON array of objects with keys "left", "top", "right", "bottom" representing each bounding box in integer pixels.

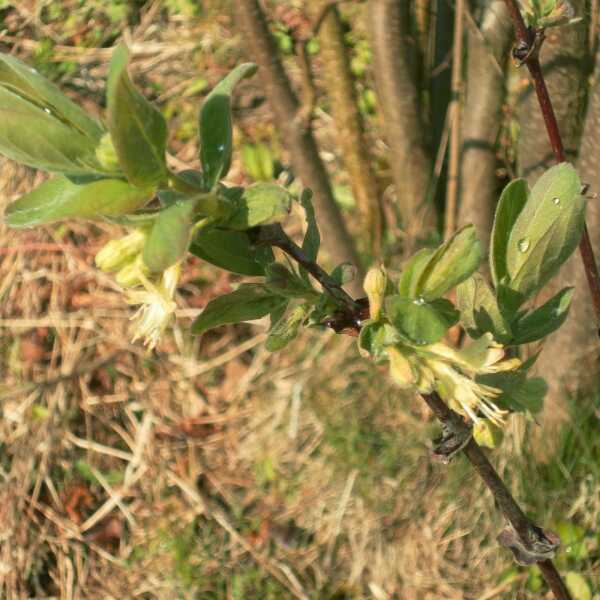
[
  {"left": 258, "top": 224, "right": 359, "bottom": 313},
  {"left": 503, "top": 0, "right": 600, "bottom": 325}
]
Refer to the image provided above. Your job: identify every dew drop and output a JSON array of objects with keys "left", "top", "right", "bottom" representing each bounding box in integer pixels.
[
  {"left": 217, "top": 144, "right": 225, "bottom": 152},
  {"left": 413, "top": 296, "right": 426, "bottom": 305},
  {"left": 517, "top": 238, "right": 530, "bottom": 253},
  {"left": 552, "top": 197, "right": 560, "bottom": 205},
  {"left": 44, "top": 108, "right": 51, "bottom": 114}
]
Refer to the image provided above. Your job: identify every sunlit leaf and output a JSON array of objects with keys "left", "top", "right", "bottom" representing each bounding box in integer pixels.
[
  {"left": 192, "top": 283, "right": 285, "bottom": 334},
  {"left": 512, "top": 287, "right": 574, "bottom": 344},
  {"left": 143, "top": 199, "right": 197, "bottom": 272},
  {"left": 190, "top": 228, "right": 274, "bottom": 276},
  {"left": 506, "top": 163, "right": 585, "bottom": 299},
  {"left": 386, "top": 296, "right": 459, "bottom": 345},
  {"left": 490, "top": 178, "right": 529, "bottom": 286},
  {"left": 0, "top": 53, "right": 104, "bottom": 143},
  {"left": 457, "top": 274, "right": 512, "bottom": 343},
  {"left": 416, "top": 225, "right": 483, "bottom": 301},
  {"left": 199, "top": 63, "right": 257, "bottom": 189},
  {"left": 0, "top": 86, "right": 104, "bottom": 175},
  {"left": 5, "top": 176, "right": 152, "bottom": 228},
  {"left": 107, "top": 43, "right": 168, "bottom": 187},
  {"left": 224, "top": 182, "right": 292, "bottom": 230}
]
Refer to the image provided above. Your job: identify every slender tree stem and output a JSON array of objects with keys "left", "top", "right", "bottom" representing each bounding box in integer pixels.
[
  {"left": 502, "top": 0, "right": 600, "bottom": 324},
  {"left": 445, "top": 0, "right": 464, "bottom": 239}
]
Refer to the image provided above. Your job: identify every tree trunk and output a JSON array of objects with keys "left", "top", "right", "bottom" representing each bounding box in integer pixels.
[
  {"left": 311, "top": 1, "right": 384, "bottom": 255},
  {"left": 459, "top": 1, "right": 512, "bottom": 251},
  {"left": 236, "top": 0, "right": 363, "bottom": 295},
  {"left": 516, "top": 3, "right": 588, "bottom": 438},
  {"left": 367, "top": 0, "right": 434, "bottom": 246}
]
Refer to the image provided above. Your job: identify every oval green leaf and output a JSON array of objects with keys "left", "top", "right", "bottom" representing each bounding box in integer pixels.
[
  {"left": 0, "top": 53, "right": 104, "bottom": 144},
  {"left": 192, "top": 283, "right": 285, "bottom": 334},
  {"left": 199, "top": 63, "right": 257, "bottom": 189},
  {"left": 0, "top": 86, "right": 105, "bottom": 175},
  {"left": 490, "top": 178, "right": 529, "bottom": 286},
  {"left": 416, "top": 225, "right": 483, "bottom": 301},
  {"left": 506, "top": 163, "right": 585, "bottom": 299},
  {"left": 456, "top": 274, "right": 512, "bottom": 343},
  {"left": 5, "top": 176, "right": 153, "bottom": 228},
  {"left": 143, "top": 199, "right": 197, "bottom": 272},
  {"left": 386, "top": 296, "right": 459, "bottom": 345},
  {"left": 190, "top": 228, "right": 274, "bottom": 276},
  {"left": 512, "top": 287, "right": 574, "bottom": 344},
  {"left": 224, "top": 182, "right": 292, "bottom": 230},
  {"left": 107, "top": 44, "right": 168, "bottom": 187}
]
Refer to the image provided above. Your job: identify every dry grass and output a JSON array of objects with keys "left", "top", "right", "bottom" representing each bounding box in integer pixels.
[{"left": 0, "top": 2, "right": 598, "bottom": 599}]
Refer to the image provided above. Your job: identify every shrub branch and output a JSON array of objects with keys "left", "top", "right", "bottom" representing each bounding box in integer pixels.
[{"left": 262, "top": 222, "right": 572, "bottom": 600}]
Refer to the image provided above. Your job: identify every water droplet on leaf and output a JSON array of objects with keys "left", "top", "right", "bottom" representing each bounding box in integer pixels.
[
  {"left": 518, "top": 238, "right": 530, "bottom": 253},
  {"left": 44, "top": 108, "right": 51, "bottom": 114},
  {"left": 413, "top": 297, "right": 426, "bottom": 305},
  {"left": 552, "top": 197, "right": 560, "bottom": 205}
]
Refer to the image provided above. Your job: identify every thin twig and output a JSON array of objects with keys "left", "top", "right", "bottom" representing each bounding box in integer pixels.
[
  {"left": 258, "top": 224, "right": 359, "bottom": 313},
  {"left": 502, "top": 0, "right": 600, "bottom": 325}
]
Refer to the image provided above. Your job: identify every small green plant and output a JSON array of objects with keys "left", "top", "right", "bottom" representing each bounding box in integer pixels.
[{"left": 0, "top": 32, "right": 591, "bottom": 597}]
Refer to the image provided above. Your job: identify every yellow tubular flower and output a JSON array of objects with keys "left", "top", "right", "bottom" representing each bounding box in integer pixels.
[
  {"left": 126, "top": 262, "right": 181, "bottom": 350},
  {"left": 95, "top": 229, "right": 147, "bottom": 273}
]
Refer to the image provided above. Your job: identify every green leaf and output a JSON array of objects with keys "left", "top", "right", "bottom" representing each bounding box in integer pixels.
[
  {"left": 386, "top": 296, "right": 459, "bottom": 345},
  {"left": 512, "top": 287, "right": 574, "bottom": 344},
  {"left": 506, "top": 163, "right": 585, "bottom": 298},
  {"left": 456, "top": 274, "right": 512, "bottom": 343},
  {"left": 5, "top": 176, "right": 152, "bottom": 228},
  {"left": 224, "top": 182, "right": 292, "bottom": 230},
  {"left": 190, "top": 228, "right": 274, "bottom": 276},
  {"left": 490, "top": 178, "right": 529, "bottom": 286},
  {"left": 0, "top": 86, "right": 104, "bottom": 175},
  {"left": 565, "top": 572, "right": 591, "bottom": 600},
  {"left": 266, "top": 304, "right": 308, "bottom": 351},
  {"left": 143, "top": 199, "right": 196, "bottom": 272},
  {"left": 107, "top": 44, "right": 168, "bottom": 187},
  {"left": 192, "top": 284, "right": 286, "bottom": 334},
  {"left": 397, "top": 248, "right": 435, "bottom": 299},
  {"left": 199, "top": 63, "right": 257, "bottom": 189},
  {"left": 358, "top": 320, "right": 401, "bottom": 360},
  {"left": 477, "top": 371, "right": 546, "bottom": 414},
  {"left": 416, "top": 225, "right": 483, "bottom": 301},
  {"left": 264, "top": 263, "right": 318, "bottom": 300},
  {"left": 0, "top": 53, "right": 104, "bottom": 144}
]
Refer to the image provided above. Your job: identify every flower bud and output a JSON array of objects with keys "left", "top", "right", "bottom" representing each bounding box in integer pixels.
[
  {"left": 363, "top": 265, "right": 387, "bottom": 320},
  {"left": 388, "top": 346, "right": 416, "bottom": 389},
  {"left": 95, "top": 229, "right": 147, "bottom": 273}
]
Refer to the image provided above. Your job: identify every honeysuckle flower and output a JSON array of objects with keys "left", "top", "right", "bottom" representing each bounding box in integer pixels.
[
  {"left": 426, "top": 359, "right": 508, "bottom": 427},
  {"left": 386, "top": 334, "right": 520, "bottom": 427},
  {"left": 95, "top": 228, "right": 147, "bottom": 273},
  {"left": 125, "top": 262, "right": 181, "bottom": 350}
]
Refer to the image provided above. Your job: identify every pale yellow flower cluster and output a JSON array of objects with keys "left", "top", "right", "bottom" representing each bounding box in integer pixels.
[{"left": 95, "top": 229, "right": 180, "bottom": 349}]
